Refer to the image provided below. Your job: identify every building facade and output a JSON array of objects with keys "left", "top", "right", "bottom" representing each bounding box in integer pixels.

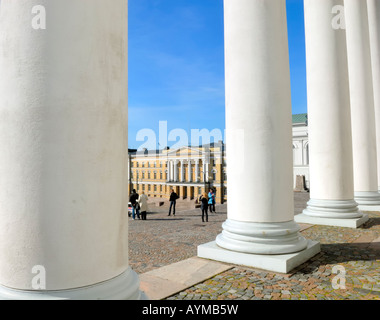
[
  {"left": 128, "top": 142, "right": 227, "bottom": 204},
  {"left": 128, "top": 113, "right": 309, "bottom": 203}
]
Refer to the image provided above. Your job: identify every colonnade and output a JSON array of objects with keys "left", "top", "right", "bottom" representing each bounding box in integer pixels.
[
  {"left": 166, "top": 159, "right": 207, "bottom": 183},
  {"left": 0, "top": 0, "right": 379, "bottom": 300}
]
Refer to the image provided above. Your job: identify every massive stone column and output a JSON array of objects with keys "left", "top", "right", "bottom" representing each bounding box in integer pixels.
[
  {"left": 368, "top": 0, "right": 380, "bottom": 192},
  {"left": 295, "top": 0, "right": 368, "bottom": 228},
  {"left": 345, "top": 0, "right": 380, "bottom": 211},
  {"left": 0, "top": 0, "right": 144, "bottom": 299},
  {"left": 198, "top": 0, "right": 319, "bottom": 273}
]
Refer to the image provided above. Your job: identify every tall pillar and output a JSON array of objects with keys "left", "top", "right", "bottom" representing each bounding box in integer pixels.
[
  {"left": 195, "top": 160, "right": 200, "bottom": 182},
  {"left": 368, "top": 0, "right": 380, "bottom": 192},
  {"left": 198, "top": 0, "right": 319, "bottom": 273},
  {"left": 173, "top": 160, "right": 178, "bottom": 182},
  {"left": 0, "top": 0, "right": 144, "bottom": 299},
  {"left": 345, "top": 0, "right": 380, "bottom": 211},
  {"left": 187, "top": 160, "right": 192, "bottom": 182},
  {"left": 180, "top": 160, "right": 184, "bottom": 182},
  {"left": 295, "top": 0, "right": 368, "bottom": 228}
]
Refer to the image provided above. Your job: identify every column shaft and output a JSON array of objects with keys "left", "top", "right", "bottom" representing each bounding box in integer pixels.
[
  {"left": 0, "top": 0, "right": 142, "bottom": 299},
  {"left": 345, "top": 0, "right": 380, "bottom": 207},
  {"left": 296, "top": 0, "right": 365, "bottom": 227},
  {"left": 368, "top": 0, "right": 380, "bottom": 192},
  {"left": 216, "top": 0, "right": 309, "bottom": 254}
]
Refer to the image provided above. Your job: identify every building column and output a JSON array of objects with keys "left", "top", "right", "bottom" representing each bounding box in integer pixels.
[
  {"left": 166, "top": 161, "right": 170, "bottom": 182},
  {"left": 198, "top": 0, "right": 319, "bottom": 273},
  {"left": 168, "top": 161, "right": 173, "bottom": 182},
  {"left": 187, "top": 160, "right": 192, "bottom": 182},
  {"left": 295, "top": 0, "right": 368, "bottom": 228},
  {"left": 180, "top": 160, "right": 184, "bottom": 182},
  {"left": 195, "top": 160, "right": 200, "bottom": 182},
  {"left": 0, "top": 0, "right": 144, "bottom": 299},
  {"left": 173, "top": 160, "right": 178, "bottom": 182},
  {"left": 368, "top": 0, "right": 380, "bottom": 192},
  {"left": 345, "top": 0, "right": 380, "bottom": 211}
]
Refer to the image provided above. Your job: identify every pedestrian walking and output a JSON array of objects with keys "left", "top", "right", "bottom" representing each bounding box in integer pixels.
[
  {"left": 138, "top": 191, "right": 149, "bottom": 220},
  {"left": 199, "top": 193, "right": 209, "bottom": 222},
  {"left": 208, "top": 188, "right": 216, "bottom": 213},
  {"left": 129, "top": 189, "right": 140, "bottom": 220},
  {"left": 168, "top": 189, "right": 179, "bottom": 216}
]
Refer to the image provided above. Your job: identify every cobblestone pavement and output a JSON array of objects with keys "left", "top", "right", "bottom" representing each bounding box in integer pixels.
[{"left": 129, "top": 193, "right": 380, "bottom": 300}]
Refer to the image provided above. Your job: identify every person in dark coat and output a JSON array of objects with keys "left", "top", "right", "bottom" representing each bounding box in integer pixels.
[
  {"left": 129, "top": 189, "right": 140, "bottom": 220},
  {"left": 168, "top": 189, "right": 179, "bottom": 216},
  {"left": 199, "top": 193, "right": 209, "bottom": 222}
]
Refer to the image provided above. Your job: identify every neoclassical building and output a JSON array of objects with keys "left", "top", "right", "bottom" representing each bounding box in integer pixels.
[
  {"left": 128, "top": 113, "right": 310, "bottom": 203},
  {"left": 128, "top": 142, "right": 227, "bottom": 204}
]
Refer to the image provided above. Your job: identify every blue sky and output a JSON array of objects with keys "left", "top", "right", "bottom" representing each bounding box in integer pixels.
[{"left": 128, "top": 0, "right": 307, "bottom": 150}]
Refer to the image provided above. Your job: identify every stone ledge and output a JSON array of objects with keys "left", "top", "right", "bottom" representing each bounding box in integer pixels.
[
  {"left": 294, "top": 213, "right": 369, "bottom": 228},
  {"left": 197, "top": 239, "right": 320, "bottom": 274}
]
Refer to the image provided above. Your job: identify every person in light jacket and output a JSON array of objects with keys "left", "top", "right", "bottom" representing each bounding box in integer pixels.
[
  {"left": 208, "top": 189, "right": 216, "bottom": 213},
  {"left": 138, "top": 191, "right": 149, "bottom": 220}
]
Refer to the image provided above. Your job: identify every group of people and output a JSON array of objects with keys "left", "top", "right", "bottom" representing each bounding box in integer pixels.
[
  {"left": 129, "top": 189, "right": 148, "bottom": 220},
  {"left": 199, "top": 189, "right": 216, "bottom": 222},
  {"left": 130, "top": 188, "right": 216, "bottom": 223}
]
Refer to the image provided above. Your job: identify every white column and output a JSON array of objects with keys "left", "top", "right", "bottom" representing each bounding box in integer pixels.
[
  {"left": 198, "top": 0, "right": 319, "bottom": 273},
  {"left": 173, "top": 160, "right": 178, "bottom": 182},
  {"left": 368, "top": 0, "right": 380, "bottom": 192},
  {"left": 169, "top": 160, "right": 173, "bottom": 182},
  {"left": 187, "top": 160, "right": 192, "bottom": 182},
  {"left": 0, "top": 0, "right": 143, "bottom": 299},
  {"left": 295, "top": 0, "right": 367, "bottom": 228},
  {"left": 345, "top": 0, "right": 380, "bottom": 210},
  {"left": 195, "top": 160, "right": 200, "bottom": 182},
  {"left": 180, "top": 160, "right": 184, "bottom": 182}
]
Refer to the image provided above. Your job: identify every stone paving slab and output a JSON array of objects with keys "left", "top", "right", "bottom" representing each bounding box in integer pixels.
[{"left": 139, "top": 257, "right": 233, "bottom": 300}]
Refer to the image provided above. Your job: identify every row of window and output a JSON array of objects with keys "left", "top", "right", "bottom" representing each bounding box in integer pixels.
[
  {"left": 130, "top": 170, "right": 227, "bottom": 181},
  {"left": 131, "top": 159, "right": 225, "bottom": 168}
]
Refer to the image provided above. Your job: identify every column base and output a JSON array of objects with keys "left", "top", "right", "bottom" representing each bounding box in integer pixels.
[
  {"left": 295, "top": 213, "right": 369, "bottom": 228},
  {"left": 358, "top": 205, "right": 380, "bottom": 212},
  {"left": 355, "top": 191, "right": 380, "bottom": 208},
  {"left": 214, "top": 219, "right": 309, "bottom": 255},
  {"left": 296, "top": 198, "right": 367, "bottom": 228},
  {"left": 0, "top": 267, "right": 146, "bottom": 300},
  {"left": 198, "top": 240, "right": 320, "bottom": 274}
]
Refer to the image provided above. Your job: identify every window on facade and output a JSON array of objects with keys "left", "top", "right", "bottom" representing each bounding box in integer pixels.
[
  {"left": 142, "top": 172, "right": 145, "bottom": 179},
  {"left": 148, "top": 171, "right": 150, "bottom": 179},
  {"left": 154, "top": 185, "right": 157, "bottom": 191},
  {"left": 142, "top": 184, "right": 145, "bottom": 191},
  {"left": 154, "top": 172, "right": 157, "bottom": 179},
  {"left": 148, "top": 185, "right": 151, "bottom": 191},
  {"left": 160, "top": 171, "right": 162, "bottom": 179}
]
